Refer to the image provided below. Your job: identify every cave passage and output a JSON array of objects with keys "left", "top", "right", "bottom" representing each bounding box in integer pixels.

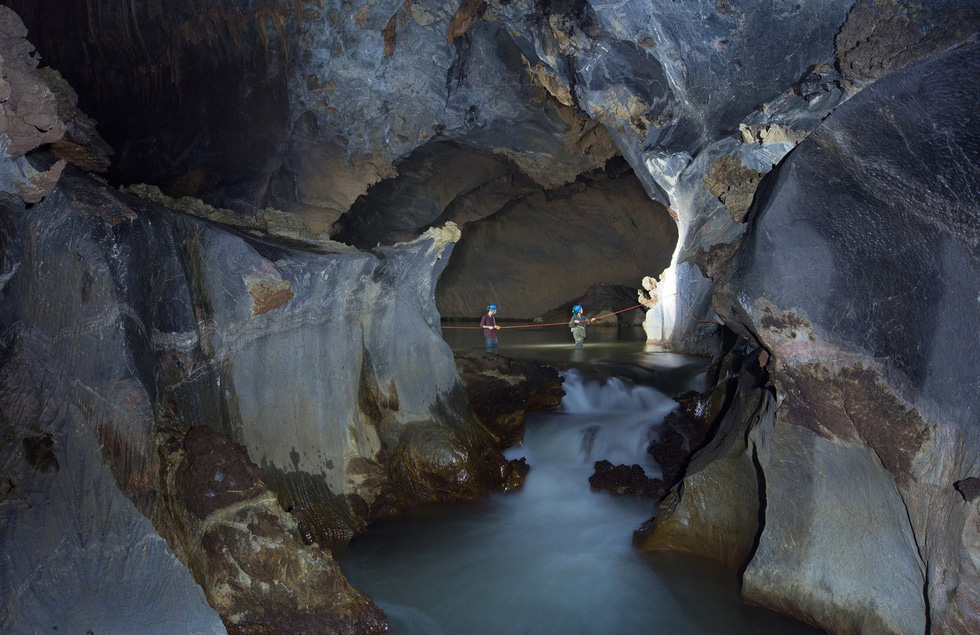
[{"left": 336, "top": 333, "right": 819, "bottom": 634}]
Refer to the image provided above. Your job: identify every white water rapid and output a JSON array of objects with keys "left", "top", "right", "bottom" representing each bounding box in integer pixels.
[{"left": 337, "top": 370, "right": 819, "bottom": 634}]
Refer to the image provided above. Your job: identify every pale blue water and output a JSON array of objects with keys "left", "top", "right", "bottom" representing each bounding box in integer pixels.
[{"left": 336, "top": 329, "right": 821, "bottom": 634}]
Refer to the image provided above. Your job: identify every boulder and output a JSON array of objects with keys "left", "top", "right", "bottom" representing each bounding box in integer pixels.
[
  {"left": 705, "top": 42, "right": 980, "bottom": 633},
  {"left": 635, "top": 350, "right": 767, "bottom": 570},
  {"left": 165, "top": 425, "right": 389, "bottom": 633},
  {"left": 589, "top": 460, "right": 666, "bottom": 500},
  {"left": 646, "top": 423, "right": 688, "bottom": 487},
  {"left": 454, "top": 352, "right": 564, "bottom": 448}
]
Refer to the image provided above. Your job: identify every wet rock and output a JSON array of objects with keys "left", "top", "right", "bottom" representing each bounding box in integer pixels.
[
  {"left": 494, "top": 456, "right": 530, "bottom": 493},
  {"left": 646, "top": 422, "right": 687, "bottom": 487},
  {"left": 635, "top": 351, "right": 765, "bottom": 570},
  {"left": 644, "top": 344, "right": 744, "bottom": 489},
  {"left": 454, "top": 352, "right": 564, "bottom": 448},
  {"left": 589, "top": 460, "right": 666, "bottom": 500},
  {"left": 388, "top": 421, "right": 489, "bottom": 506},
  {"left": 167, "top": 425, "right": 389, "bottom": 634}
]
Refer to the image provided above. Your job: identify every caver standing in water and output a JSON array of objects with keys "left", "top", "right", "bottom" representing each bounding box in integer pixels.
[
  {"left": 480, "top": 304, "right": 500, "bottom": 351},
  {"left": 569, "top": 304, "right": 595, "bottom": 349}
]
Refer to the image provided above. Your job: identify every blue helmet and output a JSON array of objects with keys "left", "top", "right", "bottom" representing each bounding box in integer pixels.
[
  {"left": 572, "top": 305, "right": 583, "bottom": 313},
  {"left": 487, "top": 304, "right": 497, "bottom": 311}
]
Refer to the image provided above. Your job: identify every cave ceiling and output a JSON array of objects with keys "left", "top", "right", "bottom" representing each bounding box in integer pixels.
[{"left": 6, "top": 0, "right": 977, "bottom": 319}]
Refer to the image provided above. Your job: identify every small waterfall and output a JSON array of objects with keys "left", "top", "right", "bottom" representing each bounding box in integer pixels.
[
  {"left": 515, "top": 370, "right": 675, "bottom": 469},
  {"left": 558, "top": 369, "right": 669, "bottom": 414},
  {"left": 338, "top": 363, "right": 818, "bottom": 635}
]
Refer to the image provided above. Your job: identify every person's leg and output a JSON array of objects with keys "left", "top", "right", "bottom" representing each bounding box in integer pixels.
[{"left": 573, "top": 330, "right": 585, "bottom": 349}]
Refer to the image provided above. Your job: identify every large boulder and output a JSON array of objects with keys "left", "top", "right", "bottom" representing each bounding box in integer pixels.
[
  {"left": 635, "top": 350, "right": 767, "bottom": 570},
  {"left": 164, "top": 425, "right": 389, "bottom": 633},
  {"left": 650, "top": 41, "right": 980, "bottom": 633},
  {"left": 454, "top": 352, "right": 564, "bottom": 448}
]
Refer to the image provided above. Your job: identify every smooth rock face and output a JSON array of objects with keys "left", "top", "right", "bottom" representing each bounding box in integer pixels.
[
  {"left": 743, "top": 417, "right": 926, "bottom": 634},
  {"left": 699, "top": 42, "right": 980, "bottom": 633},
  {"left": 436, "top": 168, "right": 677, "bottom": 318}
]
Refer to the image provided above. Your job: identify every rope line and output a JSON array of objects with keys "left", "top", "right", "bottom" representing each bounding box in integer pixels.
[{"left": 441, "top": 292, "right": 719, "bottom": 330}]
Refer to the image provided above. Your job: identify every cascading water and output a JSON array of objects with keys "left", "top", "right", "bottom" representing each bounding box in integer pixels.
[{"left": 337, "top": 368, "right": 818, "bottom": 634}]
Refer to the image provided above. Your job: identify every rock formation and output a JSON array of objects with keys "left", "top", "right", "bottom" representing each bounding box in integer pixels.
[
  {"left": 454, "top": 352, "right": 564, "bottom": 448},
  {"left": 2, "top": 1, "right": 980, "bottom": 633},
  {"left": 0, "top": 27, "right": 525, "bottom": 625},
  {"left": 644, "top": 41, "right": 980, "bottom": 633},
  {"left": 589, "top": 460, "right": 666, "bottom": 500},
  {"left": 164, "top": 425, "right": 389, "bottom": 633}
]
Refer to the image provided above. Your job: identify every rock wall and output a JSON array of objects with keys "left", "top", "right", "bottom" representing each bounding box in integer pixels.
[
  {"left": 436, "top": 166, "right": 676, "bottom": 318},
  {"left": 0, "top": 154, "right": 507, "bottom": 628},
  {"left": 646, "top": 42, "right": 980, "bottom": 633},
  {"left": 0, "top": 6, "right": 66, "bottom": 204},
  {"left": 8, "top": 1, "right": 978, "bottom": 350},
  {"left": 0, "top": 168, "right": 227, "bottom": 632}
]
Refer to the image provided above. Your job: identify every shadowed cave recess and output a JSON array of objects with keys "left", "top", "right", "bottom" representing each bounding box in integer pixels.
[{"left": 0, "top": 1, "right": 978, "bottom": 633}]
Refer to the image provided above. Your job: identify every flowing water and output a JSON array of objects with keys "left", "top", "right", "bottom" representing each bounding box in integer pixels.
[{"left": 336, "top": 326, "right": 820, "bottom": 634}]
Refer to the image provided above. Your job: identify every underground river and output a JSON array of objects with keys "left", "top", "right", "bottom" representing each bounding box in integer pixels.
[{"left": 335, "top": 325, "right": 821, "bottom": 634}]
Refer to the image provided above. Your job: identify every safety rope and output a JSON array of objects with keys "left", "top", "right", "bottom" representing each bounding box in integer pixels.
[{"left": 441, "top": 292, "right": 719, "bottom": 330}]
